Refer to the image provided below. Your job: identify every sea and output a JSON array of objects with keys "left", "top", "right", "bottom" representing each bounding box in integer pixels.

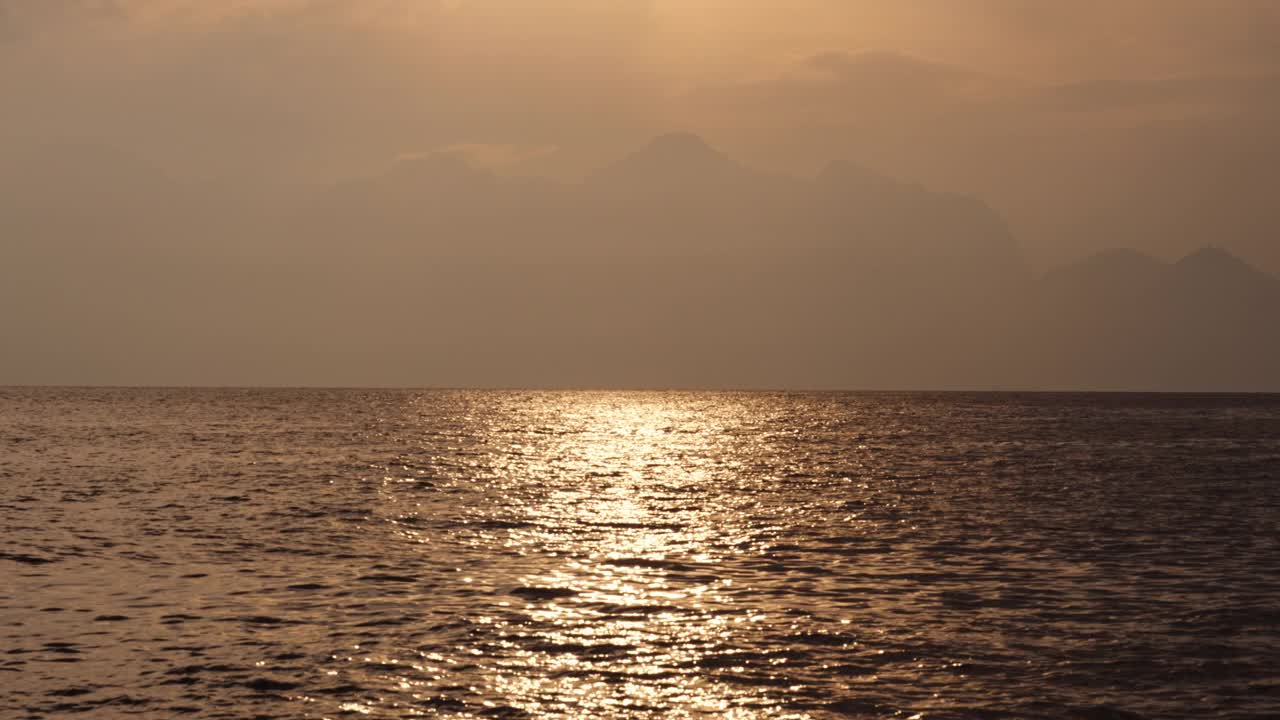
[{"left": 2, "top": 388, "right": 1278, "bottom": 720}]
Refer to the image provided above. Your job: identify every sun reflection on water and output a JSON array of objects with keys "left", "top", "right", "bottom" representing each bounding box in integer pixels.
[{"left": 440, "top": 393, "right": 812, "bottom": 718}]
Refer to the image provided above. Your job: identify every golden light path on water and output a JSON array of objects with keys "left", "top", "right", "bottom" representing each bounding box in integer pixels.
[
  {"left": 492, "top": 397, "right": 778, "bottom": 719},
  {"left": 373, "top": 392, "right": 833, "bottom": 718}
]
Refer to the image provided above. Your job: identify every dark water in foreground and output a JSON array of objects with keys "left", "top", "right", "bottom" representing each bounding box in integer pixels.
[{"left": 2, "top": 389, "right": 1279, "bottom": 720}]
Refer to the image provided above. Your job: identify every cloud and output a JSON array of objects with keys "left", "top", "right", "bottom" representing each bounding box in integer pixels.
[
  {"left": 676, "top": 47, "right": 1280, "bottom": 274},
  {"left": 0, "top": 0, "right": 662, "bottom": 181},
  {"left": 688, "top": 50, "right": 1004, "bottom": 130},
  {"left": 971, "top": 0, "right": 1280, "bottom": 77},
  {"left": 3, "top": 0, "right": 1279, "bottom": 275}
]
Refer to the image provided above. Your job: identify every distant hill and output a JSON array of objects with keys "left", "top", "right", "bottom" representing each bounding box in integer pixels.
[
  {"left": 287, "top": 133, "right": 1028, "bottom": 388},
  {"left": 1024, "top": 247, "right": 1280, "bottom": 390},
  {"left": 590, "top": 132, "right": 744, "bottom": 190},
  {"left": 3, "top": 133, "right": 1277, "bottom": 390}
]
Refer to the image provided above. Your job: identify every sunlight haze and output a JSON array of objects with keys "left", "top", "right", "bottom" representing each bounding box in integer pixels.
[{"left": 2, "top": 1, "right": 1278, "bottom": 388}]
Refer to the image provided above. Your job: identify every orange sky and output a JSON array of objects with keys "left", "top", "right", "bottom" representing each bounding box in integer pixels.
[
  {"left": 3, "top": 0, "right": 1278, "bottom": 268},
  {"left": 3, "top": 1, "right": 1279, "bottom": 387}
]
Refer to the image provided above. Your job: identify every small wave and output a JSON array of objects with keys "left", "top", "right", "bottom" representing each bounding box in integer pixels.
[
  {"left": 166, "top": 663, "right": 243, "bottom": 676},
  {"left": 243, "top": 677, "right": 302, "bottom": 692},
  {"left": 526, "top": 640, "right": 632, "bottom": 657},
  {"left": 599, "top": 557, "right": 694, "bottom": 571},
  {"left": 355, "top": 573, "right": 419, "bottom": 583},
  {"left": 232, "top": 615, "right": 305, "bottom": 626},
  {"left": 46, "top": 687, "right": 95, "bottom": 697},
  {"left": 1069, "top": 706, "right": 1149, "bottom": 720},
  {"left": 584, "top": 602, "right": 680, "bottom": 617},
  {"left": 510, "top": 586, "right": 577, "bottom": 600},
  {"left": 0, "top": 552, "right": 54, "bottom": 565}
]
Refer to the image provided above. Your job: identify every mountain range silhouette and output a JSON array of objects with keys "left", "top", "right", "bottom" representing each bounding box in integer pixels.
[{"left": 2, "top": 134, "right": 1277, "bottom": 389}]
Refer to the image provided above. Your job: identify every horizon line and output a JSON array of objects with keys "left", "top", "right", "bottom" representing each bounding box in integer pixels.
[{"left": 4, "top": 384, "right": 1278, "bottom": 396}]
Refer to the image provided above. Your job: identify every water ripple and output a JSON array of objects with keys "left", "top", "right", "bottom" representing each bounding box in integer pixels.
[{"left": 1, "top": 388, "right": 1278, "bottom": 719}]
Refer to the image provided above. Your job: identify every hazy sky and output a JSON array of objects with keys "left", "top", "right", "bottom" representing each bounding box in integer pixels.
[
  {"left": 3, "top": 1, "right": 1279, "bottom": 388},
  {"left": 4, "top": 1, "right": 1278, "bottom": 267}
]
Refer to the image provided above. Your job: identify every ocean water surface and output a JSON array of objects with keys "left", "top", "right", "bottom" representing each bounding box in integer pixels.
[{"left": 2, "top": 389, "right": 1278, "bottom": 719}]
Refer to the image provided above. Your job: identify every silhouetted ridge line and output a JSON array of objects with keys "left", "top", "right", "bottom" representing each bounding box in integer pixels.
[{"left": 3, "top": 131, "right": 1278, "bottom": 390}]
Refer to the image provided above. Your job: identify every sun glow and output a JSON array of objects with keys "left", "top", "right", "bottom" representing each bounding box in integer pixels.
[
  {"left": 377, "top": 392, "right": 810, "bottom": 717},
  {"left": 482, "top": 394, "right": 797, "bottom": 717}
]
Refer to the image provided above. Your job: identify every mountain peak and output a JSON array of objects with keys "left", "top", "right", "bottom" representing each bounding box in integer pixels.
[
  {"left": 642, "top": 132, "right": 719, "bottom": 158},
  {"left": 1176, "top": 246, "right": 1246, "bottom": 270},
  {"left": 627, "top": 133, "right": 733, "bottom": 173},
  {"left": 1172, "top": 246, "right": 1277, "bottom": 290},
  {"left": 592, "top": 133, "right": 739, "bottom": 187},
  {"left": 1044, "top": 248, "right": 1166, "bottom": 290}
]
